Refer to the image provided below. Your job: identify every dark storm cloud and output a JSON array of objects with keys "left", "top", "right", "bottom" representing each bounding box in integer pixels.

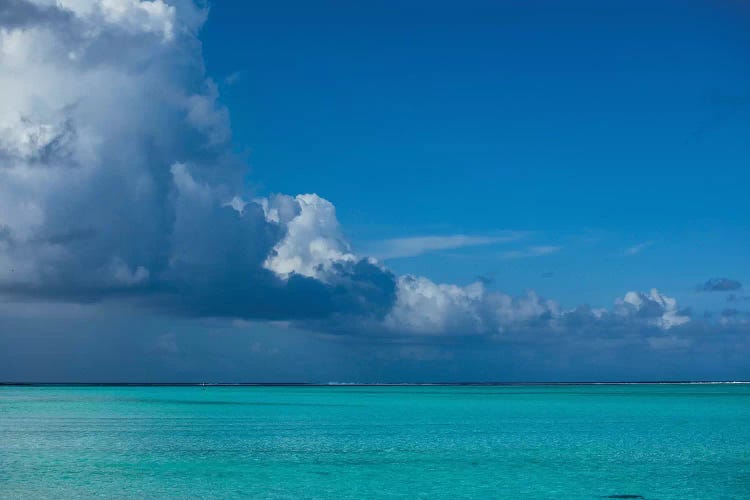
[{"left": 0, "top": 0, "right": 397, "bottom": 324}]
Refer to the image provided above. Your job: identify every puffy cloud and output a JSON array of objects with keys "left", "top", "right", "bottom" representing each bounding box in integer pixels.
[
  {"left": 614, "top": 289, "right": 691, "bottom": 330},
  {"left": 0, "top": 0, "right": 220, "bottom": 297},
  {"left": 383, "top": 277, "right": 560, "bottom": 336},
  {"left": 263, "top": 194, "right": 357, "bottom": 281},
  {"left": 377, "top": 280, "right": 692, "bottom": 337},
  {"left": 0, "top": 0, "right": 395, "bottom": 319},
  {"left": 160, "top": 165, "right": 396, "bottom": 320},
  {"left": 0, "top": 0, "right": 723, "bottom": 350},
  {"left": 701, "top": 278, "right": 742, "bottom": 292}
]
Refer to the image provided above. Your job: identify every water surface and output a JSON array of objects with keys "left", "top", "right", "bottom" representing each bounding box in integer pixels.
[{"left": 1, "top": 384, "right": 749, "bottom": 498}]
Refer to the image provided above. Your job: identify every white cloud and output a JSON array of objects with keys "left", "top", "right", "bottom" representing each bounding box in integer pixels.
[
  {"left": 383, "top": 275, "right": 560, "bottom": 336},
  {"left": 384, "top": 277, "right": 487, "bottom": 335},
  {"left": 263, "top": 194, "right": 357, "bottom": 281},
  {"left": 0, "top": 0, "right": 228, "bottom": 293},
  {"left": 28, "top": 0, "right": 193, "bottom": 42},
  {"left": 615, "top": 289, "right": 690, "bottom": 330},
  {"left": 368, "top": 232, "right": 525, "bottom": 260},
  {"left": 0, "top": 1, "right": 702, "bottom": 345},
  {"left": 380, "top": 282, "right": 691, "bottom": 337}
]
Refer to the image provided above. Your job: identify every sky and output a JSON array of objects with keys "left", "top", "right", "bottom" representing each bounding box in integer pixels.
[{"left": 0, "top": 0, "right": 748, "bottom": 382}]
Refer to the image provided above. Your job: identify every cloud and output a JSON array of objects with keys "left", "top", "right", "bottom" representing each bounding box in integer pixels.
[
  {"left": 613, "top": 289, "right": 690, "bottom": 330},
  {"left": 304, "top": 276, "right": 694, "bottom": 340},
  {"left": 263, "top": 194, "right": 357, "bottom": 281},
  {"left": 0, "top": 0, "right": 395, "bottom": 320},
  {"left": 701, "top": 278, "right": 742, "bottom": 292},
  {"left": 500, "top": 245, "right": 560, "bottom": 260},
  {"left": 623, "top": 241, "right": 653, "bottom": 256},
  {"left": 1, "top": 0, "right": 740, "bottom": 353},
  {"left": 0, "top": 0, "right": 73, "bottom": 30},
  {"left": 381, "top": 277, "right": 561, "bottom": 336},
  {"left": 0, "top": 0, "right": 211, "bottom": 294},
  {"left": 366, "top": 232, "right": 524, "bottom": 260}
]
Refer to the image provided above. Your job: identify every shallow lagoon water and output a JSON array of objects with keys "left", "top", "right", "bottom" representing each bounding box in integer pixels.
[{"left": 1, "top": 384, "right": 749, "bottom": 499}]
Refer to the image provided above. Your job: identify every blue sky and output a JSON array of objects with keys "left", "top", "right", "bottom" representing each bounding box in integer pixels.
[
  {"left": 0, "top": 0, "right": 748, "bottom": 382},
  {"left": 202, "top": 0, "right": 749, "bottom": 308}
]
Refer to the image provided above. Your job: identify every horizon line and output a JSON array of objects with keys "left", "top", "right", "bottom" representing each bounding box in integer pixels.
[{"left": 2, "top": 381, "right": 748, "bottom": 387}]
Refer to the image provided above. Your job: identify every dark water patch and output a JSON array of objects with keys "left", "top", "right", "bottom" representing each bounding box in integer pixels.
[{"left": 604, "top": 495, "right": 644, "bottom": 499}]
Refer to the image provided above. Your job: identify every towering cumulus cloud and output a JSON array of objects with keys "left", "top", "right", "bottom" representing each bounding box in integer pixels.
[
  {"left": 2, "top": 0, "right": 736, "bottom": 346},
  {"left": 0, "top": 0, "right": 396, "bottom": 322}
]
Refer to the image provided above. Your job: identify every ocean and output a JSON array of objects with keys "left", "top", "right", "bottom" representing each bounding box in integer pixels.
[{"left": 1, "top": 384, "right": 748, "bottom": 499}]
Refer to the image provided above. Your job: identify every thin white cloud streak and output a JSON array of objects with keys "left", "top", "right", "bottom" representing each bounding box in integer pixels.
[
  {"left": 500, "top": 246, "right": 561, "bottom": 260},
  {"left": 367, "top": 232, "right": 526, "bottom": 260},
  {"left": 623, "top": 241, "right": 654, "bottom": 256}
]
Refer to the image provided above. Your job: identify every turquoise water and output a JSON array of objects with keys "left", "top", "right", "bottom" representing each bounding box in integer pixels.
[{"left": 1, "top": 385, "right": 749, "bottom": 499}]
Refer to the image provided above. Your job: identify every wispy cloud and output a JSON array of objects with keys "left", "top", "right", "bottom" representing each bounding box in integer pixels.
[
  {"left": 500, "top": 246, "right": 560, "bottom": 260},
  {"left": 623, "top": 241, "right": 654, "bottom": 256},
  {"left": 223, "top": 71, "right": 244, "bottom": 86},
  {"left": 366, "top": 232, "right": 526, "bottom": 260}
]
